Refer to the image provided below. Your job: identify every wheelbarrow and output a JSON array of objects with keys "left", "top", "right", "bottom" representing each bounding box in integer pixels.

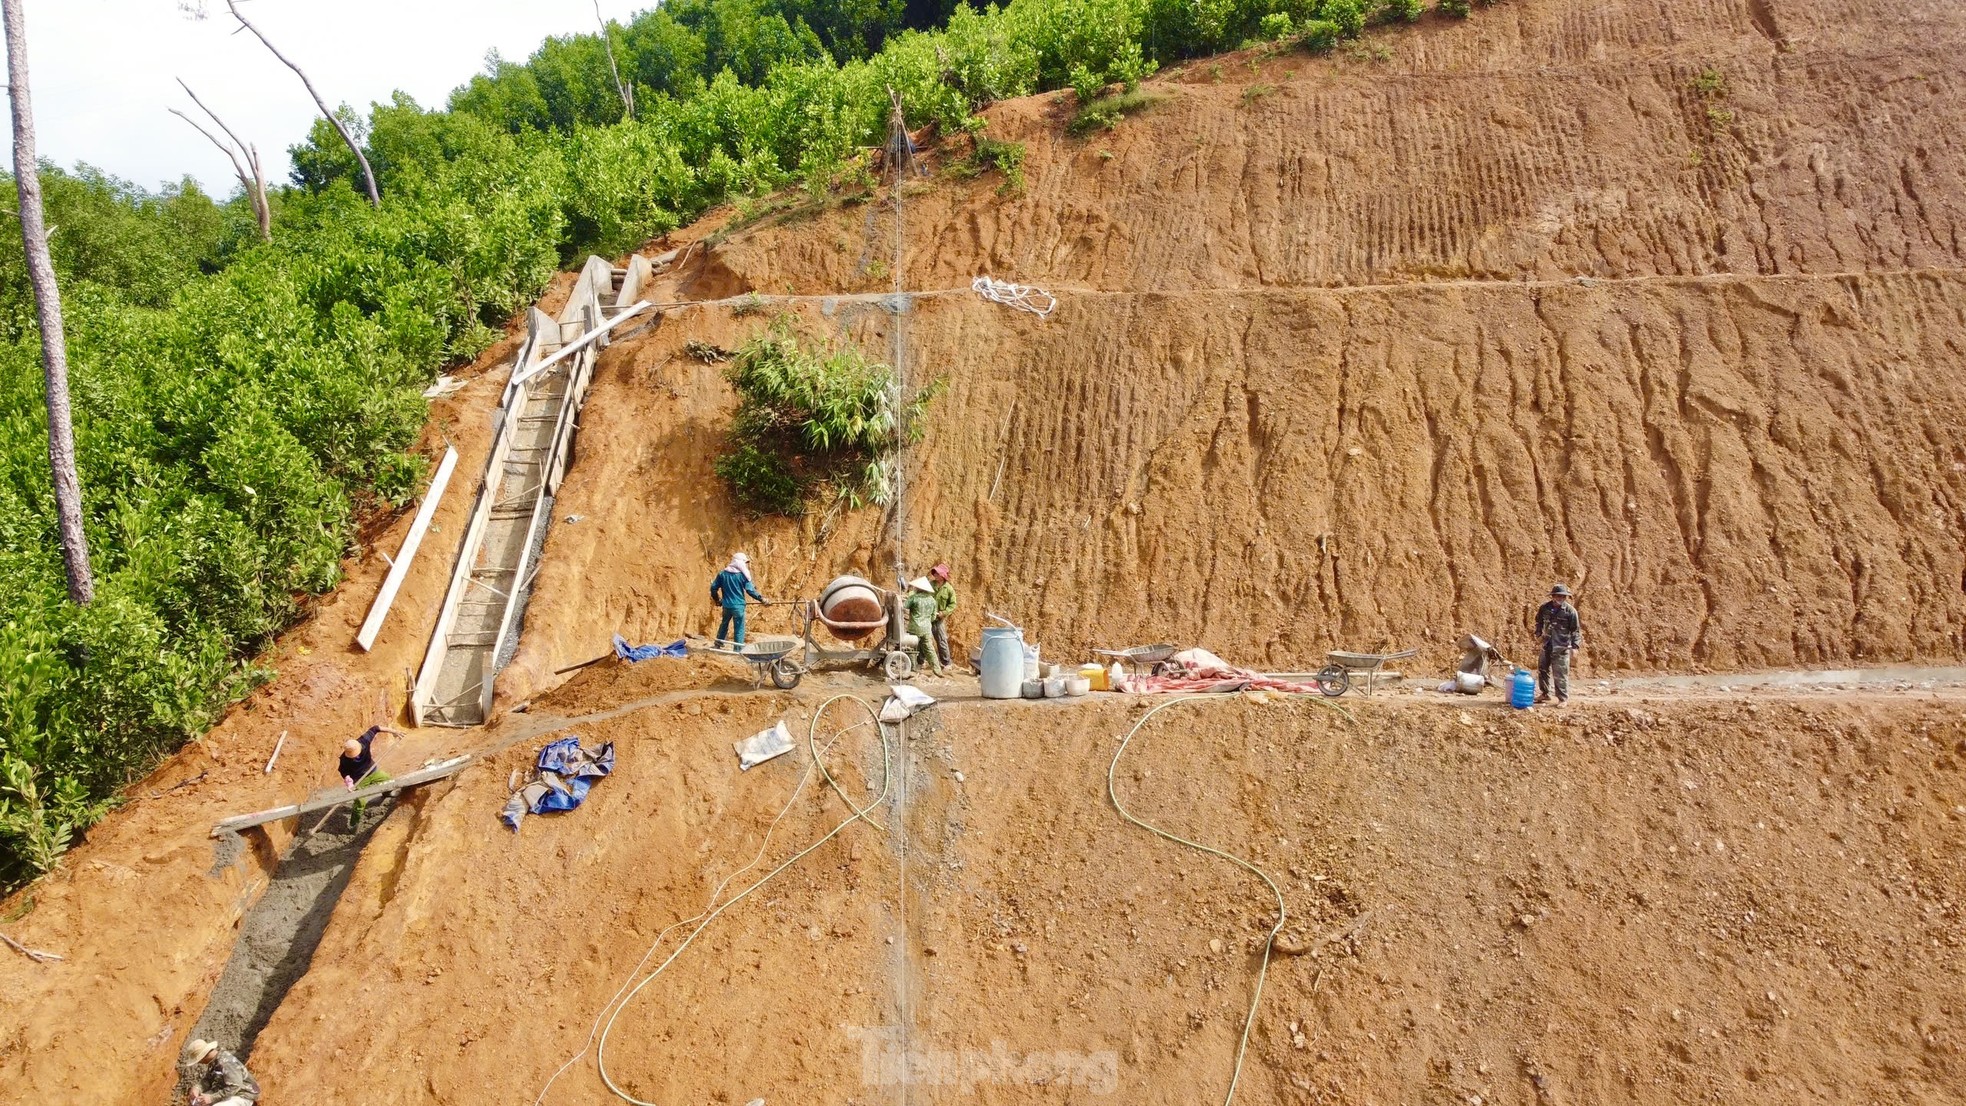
[
  {"left": 1093, "top": 643, "right": 1182, "bottom": 676},
  {"left": 1315, "top": 648, "right": 1419, "bottom": 697},
  {"left": 686, "top": 633, "right": 806, "bottom": 689}
]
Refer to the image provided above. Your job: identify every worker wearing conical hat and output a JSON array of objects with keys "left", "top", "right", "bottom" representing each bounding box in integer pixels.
[
  {"left": 930, "top": 563, "right": 957, "bottom": 670},
  {"left": 182, "top": 1038, "right": 260, "bottom": 1105},
  {"left": 906, "top": 577, "right": 944, "bottom": 677}
]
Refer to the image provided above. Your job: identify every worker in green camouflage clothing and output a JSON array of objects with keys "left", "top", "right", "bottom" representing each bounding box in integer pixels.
[
  {"left": 1533, "top": 583, "right": 1583, "bottom": 705},
  {"left": 183, "top": 1038, "right": 260, "bottom": 1106},
  {"left": 930, "top": 563, "right": 957, "bottom": 670},
  {"left": 905, "top": 577, "right": 944, "bottom": 677}
]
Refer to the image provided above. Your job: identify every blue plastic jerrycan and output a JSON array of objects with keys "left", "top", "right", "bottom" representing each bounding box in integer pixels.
[{"left": 1509, "top": 667, "right": 1535, "bottom": 710}]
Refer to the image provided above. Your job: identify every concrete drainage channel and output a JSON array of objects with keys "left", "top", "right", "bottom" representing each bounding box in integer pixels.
[{"left": 180, "top": 799, "right": 397, "bottom": 1092}]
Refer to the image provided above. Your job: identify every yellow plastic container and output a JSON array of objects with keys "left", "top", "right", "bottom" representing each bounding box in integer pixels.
[{"left": 1080, "top": 663, "right": 1110, "bottom": 692}]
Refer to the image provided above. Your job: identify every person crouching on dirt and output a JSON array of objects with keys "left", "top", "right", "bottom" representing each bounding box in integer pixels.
[
  {"left": 1534, "top": 583, "right": 1584, "bottom": 705},
  {"left": 183, "top": 1038, "right": 260, "bottom": 1106},
  {"left": 906, "top": 577, "right": 945, "bottom": 677},
  {"left": 710, "top": 552, "right": 766, "bottom": 645},
  {"left": 339, "top": 724, "right": 401, "bottom": 824},
  {"left": 930, "top": 563, "right": 957, "bottom": 670}
]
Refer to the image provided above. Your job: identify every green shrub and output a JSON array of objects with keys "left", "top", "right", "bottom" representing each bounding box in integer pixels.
[
  {"left": 1260, "top": 13, "right": 1297, "bottom": 39},
  {"left": 714, "top": 444, "right": 808, "bottom": 516},
  {"left": 1382, "top": 0, "right": 1425, "bottom": 22},
  {"left": 1324, "top": 0, "right": 1370, "bottom": 36},
  {"left": 716, "top": 328, "right": 938, "bottom": 516},
  {"left": 965, "top": 137, "right": 1028, "bottom": 193},
  {"left": 1295, "top": 19, "right": 1343, "bottom": 50},
  {"left": 1439, "top": 0, "right": 1472, "bottom": 16},
  {"left": 1069, "top": 88, "right": 1161, "bottom": 134}
]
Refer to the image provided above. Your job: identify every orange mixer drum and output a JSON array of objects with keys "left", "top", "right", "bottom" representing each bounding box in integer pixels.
[{"left": 817, "top": 576, "right": 885, "bottom": 640}]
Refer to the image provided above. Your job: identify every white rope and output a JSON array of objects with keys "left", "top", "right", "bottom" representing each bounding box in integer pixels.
[{"left": 971, "top": 275, "right": 1057, "bottom": 317}]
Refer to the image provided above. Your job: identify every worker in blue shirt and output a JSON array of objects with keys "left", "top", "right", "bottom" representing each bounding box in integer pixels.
[{"left": 710, "top": 552, "right": 767, "bottom": 645}]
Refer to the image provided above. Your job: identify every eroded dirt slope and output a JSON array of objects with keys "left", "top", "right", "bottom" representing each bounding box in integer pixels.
[
  {"left": 10, "top": 0, "right": 1966, "bottom": 1100},
  {"left": 495, "top": 0, "right": 1966, "bottom": 697}
]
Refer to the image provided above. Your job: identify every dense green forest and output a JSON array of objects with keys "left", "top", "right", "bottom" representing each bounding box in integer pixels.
[{"left": 0, "top": 0, "right": 1472, "bottom": 885}]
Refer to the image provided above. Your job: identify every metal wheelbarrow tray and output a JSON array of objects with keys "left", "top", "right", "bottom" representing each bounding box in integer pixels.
[{"left": 1316, "top": 647, "right": 1420, "bottom": 697}]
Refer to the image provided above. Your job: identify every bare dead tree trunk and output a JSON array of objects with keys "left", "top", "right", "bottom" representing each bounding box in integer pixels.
[
  {"left": 223, "top": 0, "right": 379, "bottom": 207},
  {"left": 172, "top": 84, "right": 273, "bottom": 242},
  {"left": 2, "top": 0, "right": 93, "bottom": 604},
  {"left": 594, "top": 0, "right": 634, "bottom": 120},
  {"left": 170, "top": 81, "right": 270, "bottom": 241}
]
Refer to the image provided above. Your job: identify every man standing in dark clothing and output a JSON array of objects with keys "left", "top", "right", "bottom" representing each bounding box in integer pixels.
[
  {"left": 338, "top": 724, "right": 400, "bottom": 824},
  {"left": 1534, "top": 584, "right": 1583, "bottom": 705}
]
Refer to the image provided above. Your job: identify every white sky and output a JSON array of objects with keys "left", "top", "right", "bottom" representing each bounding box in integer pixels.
[{"left": 18, "top": 0, "right": 646, "bottom": 196}]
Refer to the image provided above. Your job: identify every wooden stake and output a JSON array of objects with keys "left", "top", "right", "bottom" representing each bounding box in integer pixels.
[
  {"left": 262, "top": 730, "right": 287, "bottom": 774},
  {"left": 0, "top": 932, "right": 61, "bottom": 963}
]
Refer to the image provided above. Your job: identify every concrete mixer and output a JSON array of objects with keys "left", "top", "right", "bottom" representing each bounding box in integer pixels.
[{"left": 700, "top": 574, "right": 920, "bottom": 689}]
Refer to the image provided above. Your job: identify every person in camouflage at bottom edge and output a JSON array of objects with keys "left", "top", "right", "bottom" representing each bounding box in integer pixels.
[
  {"left": 183, "top": 1039, "right": 260, "bottom": 1105},
  {"left": 1534, "top": 583, "right": 1583, "bottom": 705}
]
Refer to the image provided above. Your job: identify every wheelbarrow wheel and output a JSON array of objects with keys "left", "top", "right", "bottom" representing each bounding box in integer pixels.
[
  {"left": 1315, "top": 665, "right": 1350, "bottom": 697},
  {"left": 884, "top": 651, "right": 914, "bottom": 681},
  {"left": 769, "top": 658, "right": 803, "bottom": 690}
]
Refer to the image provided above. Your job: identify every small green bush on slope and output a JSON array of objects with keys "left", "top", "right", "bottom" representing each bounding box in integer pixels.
[{"left": 716, "top": 327, "right": 940, "bottom": 516}]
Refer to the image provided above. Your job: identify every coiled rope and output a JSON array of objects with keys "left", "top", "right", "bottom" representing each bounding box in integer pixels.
[
  {"left": 531, "top": 694, "right": 891, "bottom": 1106},
  {"left": 971, "top": 274, "right": 1058, "bottom": 317},
  {"left": 1106, "top": 694, "right": 1348, "bottom": 1106}
]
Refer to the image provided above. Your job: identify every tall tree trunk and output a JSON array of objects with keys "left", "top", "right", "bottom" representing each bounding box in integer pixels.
[
  {"left": 3, "top": 0, "right": 92, "bottom": 604},
  {"left": 224, "top": 0, "right": 379, "bottom": 207}
]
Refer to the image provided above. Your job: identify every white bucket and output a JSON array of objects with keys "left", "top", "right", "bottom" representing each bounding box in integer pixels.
[{"left": 1043, "top": 676, "right": 1066, "bottom": 698}]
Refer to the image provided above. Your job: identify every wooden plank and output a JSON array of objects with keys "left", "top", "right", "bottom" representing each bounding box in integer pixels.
[
  {"left": 210, "top": 755, "right": 472, "bottom": 837},
  {"left": 507, "top": 301, "right": 651, "bottom": 391},
  {"left": 356, "top": 446, "right": 459, "bottom": 651}
]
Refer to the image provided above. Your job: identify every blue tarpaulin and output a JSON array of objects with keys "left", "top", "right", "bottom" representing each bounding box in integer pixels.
[
  {"left": 502, "top": 737, "right": 615, "bottom": 831},
  {"left": 613, "top": 633, "right": 688, "bottom": 662}
]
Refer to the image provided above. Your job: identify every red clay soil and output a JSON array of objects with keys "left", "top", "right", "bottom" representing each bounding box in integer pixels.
[
  {"left": 492, "top": 0, "right": 1966, "bottom": 701},
  {"left": 9, "top": 0, "right": 1966, "bottom": 1101},
  {"left": 237, "top": 688, "right": 1966, "bottom": 1105}
]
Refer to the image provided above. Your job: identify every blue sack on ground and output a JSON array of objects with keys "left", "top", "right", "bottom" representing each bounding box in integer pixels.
[
  {"left": 613, "top": 633, "right": 688, "bottom": 662},
  {"left": 501, "top": 736, "right": 615, "bottom": 831}
]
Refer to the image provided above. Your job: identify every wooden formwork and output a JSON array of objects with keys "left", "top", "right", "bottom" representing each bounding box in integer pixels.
[{"left": 412, "top": 256, "right": 648, "bottom": 727}]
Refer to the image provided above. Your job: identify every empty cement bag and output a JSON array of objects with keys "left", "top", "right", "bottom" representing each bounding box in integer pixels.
[{"left": 735, "top": 720, "right": 796, "bottom": 770}]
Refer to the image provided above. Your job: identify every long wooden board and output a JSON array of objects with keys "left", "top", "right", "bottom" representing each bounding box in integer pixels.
[
  {"left": 356, "top": 446, "right": 459, "bottom": 651},
  {"left": 209, "top": 755, "right": 472, "bottom": 837}
]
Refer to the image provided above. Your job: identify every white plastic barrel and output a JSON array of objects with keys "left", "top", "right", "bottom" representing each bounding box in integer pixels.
[{"left": 980, "top": 626, "right": 1024, "bottom": 699}]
